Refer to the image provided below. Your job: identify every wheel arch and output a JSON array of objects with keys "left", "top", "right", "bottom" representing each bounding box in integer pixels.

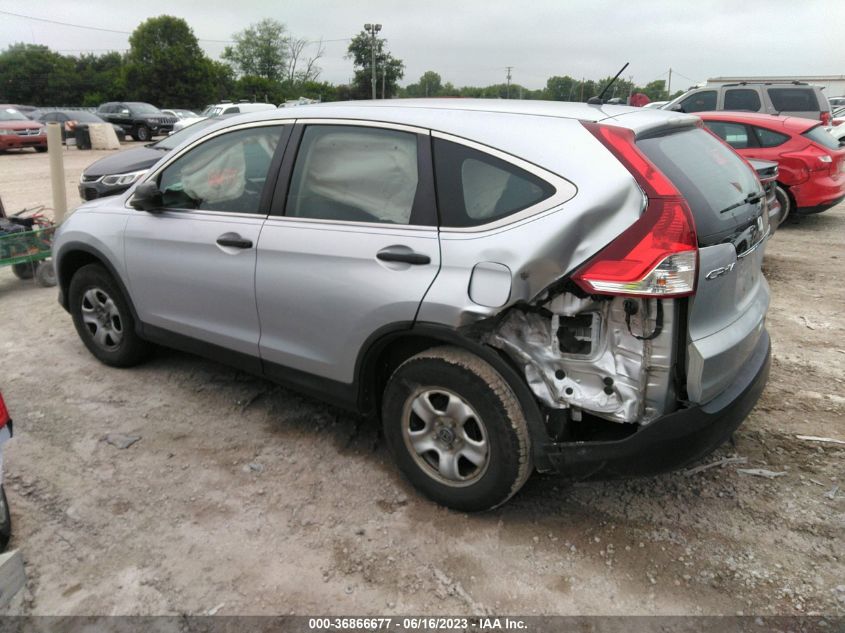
[
  {"left": 55, "top": 242, "right": 141, "bottom": 333},
  {"left": 355, "top": 322, "right": 554, "bottom": 471}
]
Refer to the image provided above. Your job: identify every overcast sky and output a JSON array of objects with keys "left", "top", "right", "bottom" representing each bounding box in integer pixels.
[{"left": 0, "top": 0, "right": 842, "bottom": 90}]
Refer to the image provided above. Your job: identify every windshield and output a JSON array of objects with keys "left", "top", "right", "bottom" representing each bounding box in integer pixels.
[
  {"left": 153, "top": 116, "right": 222, "bottom": 150},
  {"left": 0, "top": 108, "right": 29, "bottom": 122},
  {"left": 127, "top": 103, "right": 161, "bottom": 115},
  {"left": 803, "top": 125, "right": 842, "bottom": 151},
  {"left": 200, "top": 106, "right": 225, "bottom": 117}
]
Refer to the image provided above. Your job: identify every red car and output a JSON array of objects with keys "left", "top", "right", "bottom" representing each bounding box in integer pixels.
[
  {"left": 699, "top": 111, "right": 845, "bottom": 218},
  {"left": 0, "top": 106, "right": 47, "bottom": 153}
]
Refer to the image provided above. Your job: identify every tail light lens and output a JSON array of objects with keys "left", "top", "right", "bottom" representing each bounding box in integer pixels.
[
  {"left": 0, "top": 392, "right": 9, "bottom": 429},
  {"left": 575, "top": 122, "right": 698, "bottom": 297},
  {"left": 821, "top": 112, "right": 831, "bottom": 126}
]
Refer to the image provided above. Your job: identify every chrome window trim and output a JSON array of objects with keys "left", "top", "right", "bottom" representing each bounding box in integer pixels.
[
  {"left": 124, "top": 120, "right": 290, "bottom": 215},
  {"left": 431, "top": 130, "right": 577, "bottom": 234},
  {"left": 262, "top": 215, "right": 437, "bottom": 233}
]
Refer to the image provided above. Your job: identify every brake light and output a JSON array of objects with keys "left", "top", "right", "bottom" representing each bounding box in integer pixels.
[
  {"left": 575, "top": 122, "right": 698, "bottom": 297},
  {"left": 0, "top": 392, "right": 9, "bottom": 429},
  {"left": 821, "top": 112, "right": 831, "bottom": 126}
]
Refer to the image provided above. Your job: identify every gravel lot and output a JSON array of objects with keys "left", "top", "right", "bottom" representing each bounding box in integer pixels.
[{"left": 0, "top": 144, "right": 843, "bottom": 616}]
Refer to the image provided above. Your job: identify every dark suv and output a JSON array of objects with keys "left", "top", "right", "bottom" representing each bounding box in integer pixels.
[{"left": 96, "top": 102, "right": 176, "bottom": 141}]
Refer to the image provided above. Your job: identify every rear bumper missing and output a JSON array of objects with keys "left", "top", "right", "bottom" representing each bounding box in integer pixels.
[{"left": 544, "top": 329, "right": 771, "bottom": 478}]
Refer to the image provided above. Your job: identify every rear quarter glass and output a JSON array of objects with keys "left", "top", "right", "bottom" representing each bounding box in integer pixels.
[
  {"left": 637, "top": 128, "right": 761, "bottom": 247},
  {"left": 767, "top": 88, "right": 820, "bottom": 112}
]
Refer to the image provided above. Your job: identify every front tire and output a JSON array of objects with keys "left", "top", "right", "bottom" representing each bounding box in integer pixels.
[
  {"left": 68, "top": 263, "right": 150, "bottom": 367},
  {"left": 381, "top": 346, "right": 532, "bottom": 511}
]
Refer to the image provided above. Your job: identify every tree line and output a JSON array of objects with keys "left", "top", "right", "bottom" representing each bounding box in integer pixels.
[{"left": 0, "top": 14, "right": 683, "bottom": 110}]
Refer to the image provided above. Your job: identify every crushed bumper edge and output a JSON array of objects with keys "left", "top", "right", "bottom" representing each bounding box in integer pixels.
[{"left": 544, "top": 329, "right": 771, "bottom": 479}]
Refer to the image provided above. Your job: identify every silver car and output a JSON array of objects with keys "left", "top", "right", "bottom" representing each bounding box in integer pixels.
[{"left": 53, "top": 100, "right": 772, "bottom": 511}]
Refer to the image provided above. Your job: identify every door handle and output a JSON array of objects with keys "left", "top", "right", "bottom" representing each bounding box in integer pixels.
[
  {"left": 376, "top": 249, "right": 430, "bottom": 265},
  {"left": 216, "top": 235, "right": 253, "bottom": 249}
]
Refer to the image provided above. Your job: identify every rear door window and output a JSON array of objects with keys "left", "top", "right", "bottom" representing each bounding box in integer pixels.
[
  {"left": 433, "top": 138, "right": 555, "bottom": 228},
  {"left": 680, "top": 90, "right": 717, "bottom": 113},
  {"left": 724, "top": 89, "right": 761, "bottom": 112},
  {"left": 767, "top": 88, "right": 819, "bottom": 112},
  {"left": 704, "top": 121, "right": 755, "bottom": 149},
  {"left": 637, "top": 127, "right": 761, "bottom": 246}
]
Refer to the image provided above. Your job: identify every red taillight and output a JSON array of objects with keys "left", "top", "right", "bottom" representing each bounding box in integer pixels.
[
  {"left": 0, "top": 392, "right": 9, "bottom": 429},
  {"left": 575, "top": 122, "right": 698, "bottom": 298},
  {"left": 821, "top": 112, "right": 831, "bottom": 126}
]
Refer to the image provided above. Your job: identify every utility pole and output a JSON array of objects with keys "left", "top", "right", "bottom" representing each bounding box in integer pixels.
[
  {"left": 627, "top": 74, "right": 634, "bottom": 105},
  {"left": 382, "top": 67, "right": 386, "bottom": 99},
  {"left": 364, "top": 23, "right": 382, "bottom": 99},
  {"left": 506, "top": 66, "right": 513, "bottom": 99},
  {"left": 579, "top": 77, "right": 585, "bottom": 101},
  {"left": 667, "top": 67, "right": 672, "bottom": 100}
]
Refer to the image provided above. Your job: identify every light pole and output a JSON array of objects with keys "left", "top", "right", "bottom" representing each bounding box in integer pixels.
[{"left": 364, "top": 23, "right": 381, "bottom": 100}]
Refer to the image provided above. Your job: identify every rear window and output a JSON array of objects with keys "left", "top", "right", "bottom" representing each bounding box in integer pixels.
[
  {"left": 767, "top": 88, "right": 819, "bottom": 112},
  {"left": 637, "top": 127, "right": 760, "bottom": 245},
  {"left": 802, "top": 125, "right": 841, "bottom": 151}
]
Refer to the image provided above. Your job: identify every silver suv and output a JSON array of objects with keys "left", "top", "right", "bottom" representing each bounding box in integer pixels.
[
  {"left": 665, "top": 81, "right": 832, "bottom": 125},
  {"left": 53, "top": 101, "right": 772, "bottom": 511}
]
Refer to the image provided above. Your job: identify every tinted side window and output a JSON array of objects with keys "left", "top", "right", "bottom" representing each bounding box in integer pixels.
[
  {"left": 287, "top": 125, "right": 420, "bottom": 225},
  {"left": 680, "top": 90, "right": 717, "bottom": 113},
  {"left": 158, "top": 126, "right": 284, "bottom": 214},
  {"left": 752, "top": 126, "right": 790, "bottom": 148},
  {"left": 704, "top": 121, "right": 753, "bottom": 149},
  {"left": 224, "top": 107, "right": 240, "bottom": 114},
  {"left": 433, "top": 138, "right": 555, "bottom": 228},
  {"left": 724, "top": 89, "right": 761, "bottom": 112},
  {"left": 768, "top": 88, "right": 819, "bottom": 112}
]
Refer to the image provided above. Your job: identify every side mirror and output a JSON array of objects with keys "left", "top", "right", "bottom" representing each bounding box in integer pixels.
[
  {"left": 666, "top": 103, "right": 684, "bottom": 112},
  {"left": 130, "top": 181, "right": 163, "bottom": 212}
]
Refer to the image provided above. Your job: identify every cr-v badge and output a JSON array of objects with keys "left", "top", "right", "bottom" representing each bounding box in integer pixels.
[{"left": 706, "top": 262, "right": 736, "bottom": 280}]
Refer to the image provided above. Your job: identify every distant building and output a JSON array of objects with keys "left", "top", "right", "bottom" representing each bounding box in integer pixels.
[{"left": 706, "top": 75, "right": 845, "bottom": 97}]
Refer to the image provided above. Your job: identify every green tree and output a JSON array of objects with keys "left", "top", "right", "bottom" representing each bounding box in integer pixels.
[
  {"left": 404, "top": 71, "right": 442, "bottom": 97},
  {"left": 124, "top": 16, "right": 218, "bottom": 109},
  {"left": 544, "top": 75, "right": 579, "bottom": 101},
  {"left": 640, "top": 79, "right": 666, "bottom": 101},
  {"left": 222, "top": 19, "right": 288, "bottom": 82},
  {"left": 346, "top": 30, "right": 404, "bottom": 99},
  {"left": 0, "top": 43, "right": 70, "bottom": 104}
]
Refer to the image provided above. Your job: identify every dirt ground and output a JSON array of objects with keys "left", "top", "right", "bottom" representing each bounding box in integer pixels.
[{"left": 0, "top": 144, "right": 842, "bottom": 616}]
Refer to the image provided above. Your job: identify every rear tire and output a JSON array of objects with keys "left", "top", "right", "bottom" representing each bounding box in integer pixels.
[
  {"left": 381, "top": 346, "right": 532, "bottom": 511},
  {"left": 774, "top": 184, "right": 791, "bottom": 226},
  {"left": 68, "top": 263, "right": 151, "bottom": 367},
  {"left": 0, "top": 485, "right": 10, "bottom": 552},
  {"left": 35, "top": 260, "right": 56, "bottom": 287}
]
